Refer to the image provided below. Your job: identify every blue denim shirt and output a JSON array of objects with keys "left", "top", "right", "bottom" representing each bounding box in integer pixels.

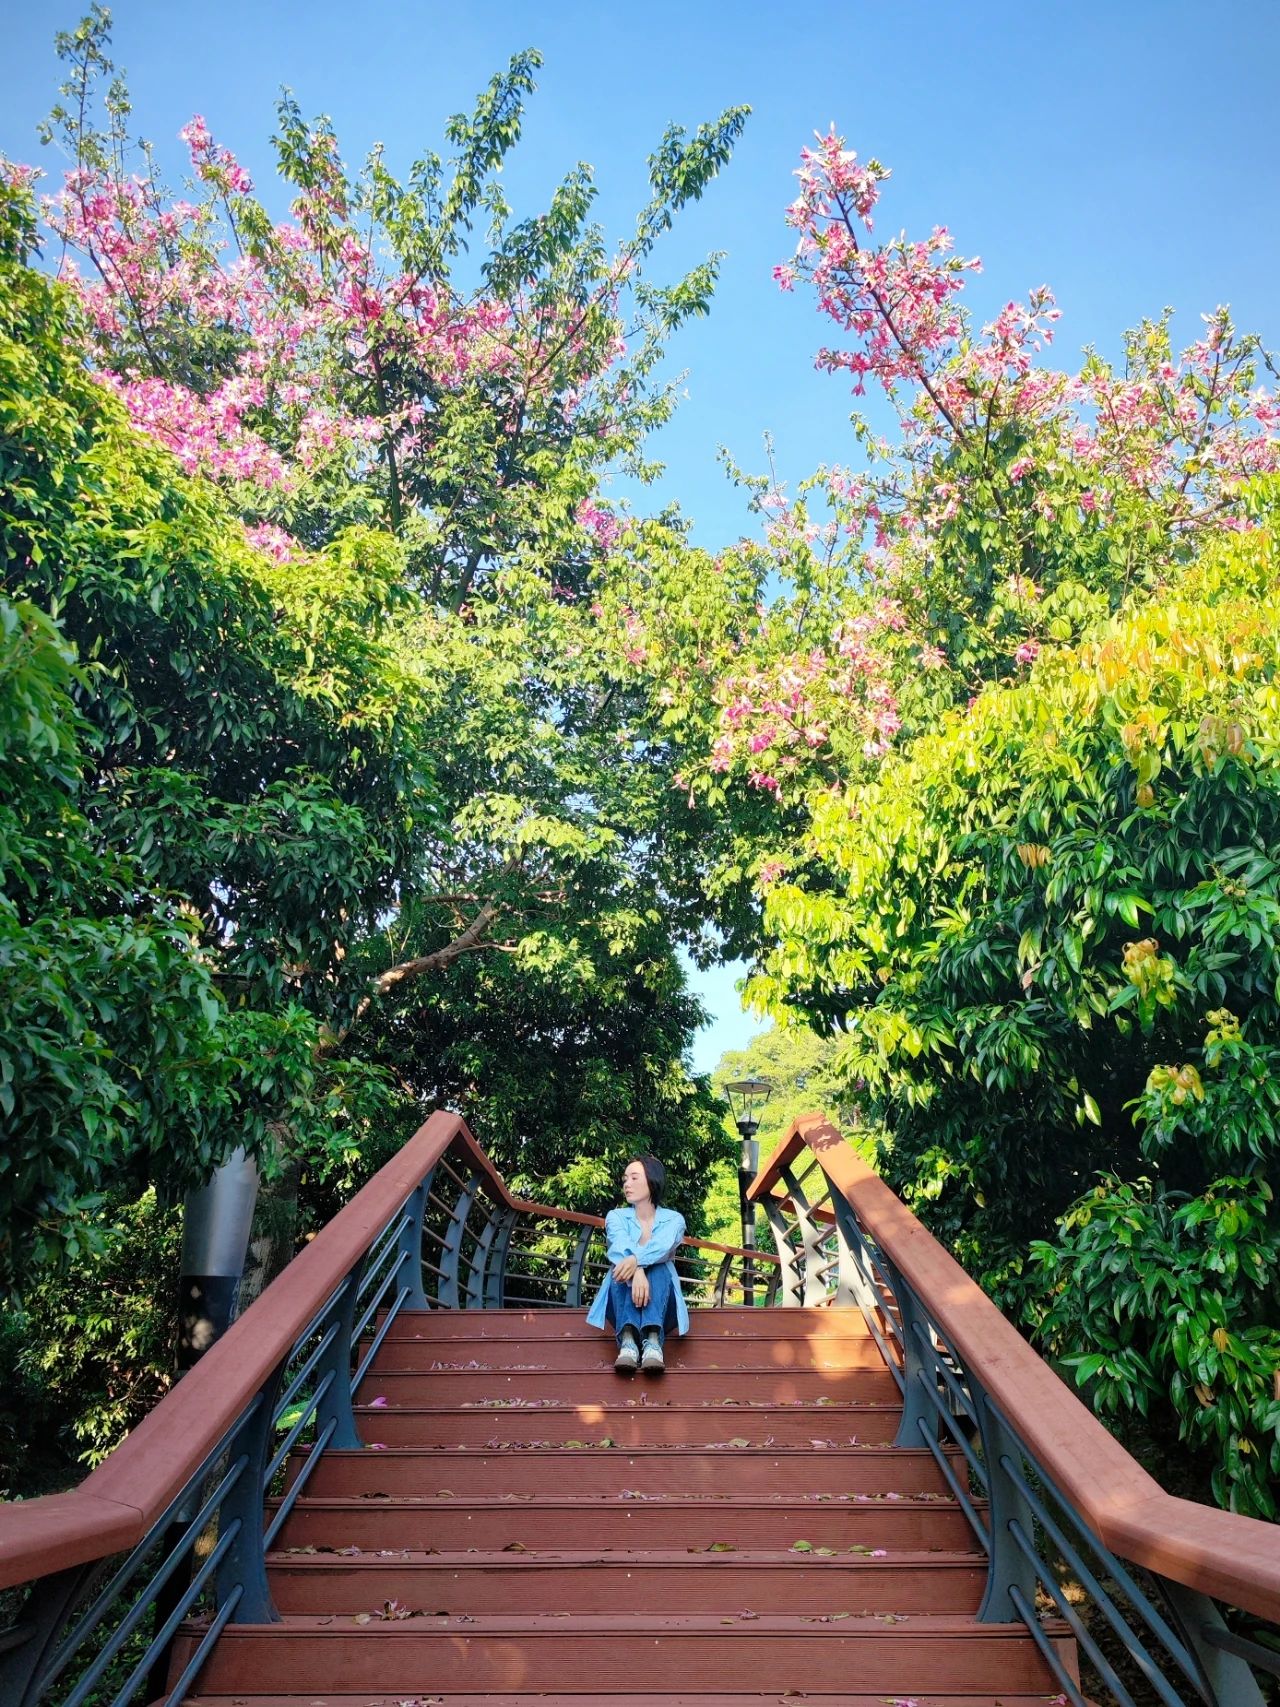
[{"left": 585, "top": 1204, "right": 688, "bottom": 1335}]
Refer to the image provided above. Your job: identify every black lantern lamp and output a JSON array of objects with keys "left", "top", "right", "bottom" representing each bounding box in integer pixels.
[{"left": 725, "top": 1078, "right": 774, "bottom": 1306}]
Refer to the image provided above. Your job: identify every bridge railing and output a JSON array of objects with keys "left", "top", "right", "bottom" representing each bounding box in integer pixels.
[
  {"left": 0, "top": 1111, "right": 776, "bottom": 1707},
  {"left": 751, "top": 1113, "right": 1280, "bottom": 1707}
]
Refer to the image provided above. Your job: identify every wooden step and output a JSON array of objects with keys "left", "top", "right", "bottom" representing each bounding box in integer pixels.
[
  {"left": 370, "top": 1334, "right": 887, "bottom": 1372},
  {"left": 177, "top": 1612, "right": 1065, "bottom": 1694},
  {"left": 269, "top": 1493, "right": 976, "bottom": 1551},
  {"left": 355, "top": 1368, "right": 901, "bottom": 1406},
  {"left": 265, "top": 1546, "right": 987, "bottom": 1614},
  {"left": 182, "top": 1694, "right": 1067, "bottom": 1706},
  {"left": 383, "top": 1307, "right": 872, "bottom": 1340},
  {"left": 288, "top": 1443, "right": 955, "bottom": 1500},
  {"left": 350, "top": 1401, "right": 900, "bottom": 1447}
]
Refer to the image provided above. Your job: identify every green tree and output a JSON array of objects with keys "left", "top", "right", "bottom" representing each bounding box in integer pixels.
[
  {"left": 1, "top": 14, "right": 750, "bottom": 1486},
  {"left": 360, "top": 921, "right": 728, "bottom": 1230},
  {"left": 1, "top": 18, "right": 749, "bottom": 1280},
  {"left": 746, "top": 501, "right": 1280, "bottom": 1512},
  {"left": 0, "top": 1190, "right": 181, "bottom": 1490},
  {"left": 601, "top": 133, "right": 1280, "bottom": 1512},
  {"left": 699, "top": 1022, "right": 859, "bottom": 1249},
  {"left": 13, "top": 10, "right": 750, "bottom": 1055}
]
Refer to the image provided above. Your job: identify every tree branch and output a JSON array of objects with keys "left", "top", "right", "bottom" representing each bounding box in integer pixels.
[
  {"left": 319, "top": 858, "right": 520, "bottom": 1056},
  {"left": 832, "top": 197, "right": 968, "bottom": 445}
]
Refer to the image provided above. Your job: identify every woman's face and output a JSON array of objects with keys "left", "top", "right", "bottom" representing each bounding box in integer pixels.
[{"left": 622, "top": 1160, "right": 651, "bottom": 1206}]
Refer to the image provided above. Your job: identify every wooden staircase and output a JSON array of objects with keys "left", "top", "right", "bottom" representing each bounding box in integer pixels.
[
  {"left": 7, "top": 1113, "right": 1275, "bottom": 1707},
  {"left": 172, "top": 1305, "right": 1073, "bottom": 1707}
]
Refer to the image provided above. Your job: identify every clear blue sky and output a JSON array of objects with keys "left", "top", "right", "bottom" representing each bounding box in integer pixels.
[{"left": 5, "top": 0, "right": 1278, "bottom": 1072}]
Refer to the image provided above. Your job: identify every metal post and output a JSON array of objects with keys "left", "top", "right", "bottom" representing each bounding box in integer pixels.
[
  {"left": 314, "top": 1268, "right": 365, "bottom": 1450},
  {"left": 763, "top": 1196, "right": 804, "bottom": 1306},
  {"left": 827, "top": 1190, "right": 917, "bottom": 1420},
  {"left": 879, "top": 1254, "right": 940, "bottom": 1450},
  {"left": 484, "top": 1206, "right": 519, "bottom": 1307},
  {"left": 973, "top": 1396, "right": 1040, "bottom": 1624},
  {"left": 177, "top": 1148, "right": 260, "bottom": 1368},
  {"left": 0, "top": 1563, "right": 99, "bottom": 1707},
  {"left": 826, "top": 1190, "right": 873, "bottom": 1314},
  {"left": 394, "top": 1174, "right": 432, "bottom": 1311},
  {"left": 1159, "top": 1582, "right": 1267, "bottom": 1707},
  {"left": 463, "top": 1199, "right": 497, "bottom": 1309},
  {"left": 439, "top": 1169, "right": 480, "bottom": 1309},
  {"left": 216, "top": 1382, "right": 283, "bottom": 1626},
  {"left": 737, "top": 1131, "right": 760, "bottom": 1307},
  {"left": 780, "top": 1166, "right": 831, "bottom": 1307},
  {"left": 566, "top": 1224, "right": 595, "bottom": 1308}
]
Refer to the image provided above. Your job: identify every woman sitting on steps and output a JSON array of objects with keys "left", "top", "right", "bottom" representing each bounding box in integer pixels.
[{"left": 585, "top": 1155, "right": 687, "bottom": 1373}]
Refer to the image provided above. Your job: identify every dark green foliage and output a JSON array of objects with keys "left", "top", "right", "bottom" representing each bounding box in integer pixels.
[
  {"left": 357, "top": 922, "right": 729, "bottom": 1233},
  {"left": 0, "top": 1190, "right": 180, "bottom": 1491},
  {"left": 1031, "top": 1016, "right": 1280, "bottom": 1516}
]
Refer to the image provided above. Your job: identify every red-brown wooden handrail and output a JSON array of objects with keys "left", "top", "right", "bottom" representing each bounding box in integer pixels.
[
  {"left": 749, "top": 1113, "right": 1280, "bottom": 1623},
  {"left": 0, "top": 1111, "right": 770, "bottom": 1592}
]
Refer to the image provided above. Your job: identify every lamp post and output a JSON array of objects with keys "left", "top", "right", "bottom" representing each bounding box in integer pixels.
[{"left": 725, "top": 1078, "right": 773, "bottom": 1307}]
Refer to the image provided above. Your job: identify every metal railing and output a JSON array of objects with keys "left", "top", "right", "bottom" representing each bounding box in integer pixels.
[
  {"left": 751, "top": 1115, "right": 1280, "bottom": 1707},
  {"left": 0, "top": 1112, "right": 776, "bottom": 1707}
]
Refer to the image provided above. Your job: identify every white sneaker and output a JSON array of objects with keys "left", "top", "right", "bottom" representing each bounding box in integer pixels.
[
  {"left": 640, "top": 1334, "right": 665, "bottom": 1373},
  {"left": 614, "top": 1330, "right": 640, "bottom": 1373}
]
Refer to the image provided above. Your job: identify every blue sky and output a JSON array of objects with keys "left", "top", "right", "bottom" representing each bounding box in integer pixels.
[{"left": 4, "top": 0, "right": 1278, "bottom": 1072}]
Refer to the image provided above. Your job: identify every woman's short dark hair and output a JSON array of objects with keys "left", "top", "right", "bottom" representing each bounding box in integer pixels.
[{"left": 630, "top": 1154, "right": 665, "bottom": 1207}]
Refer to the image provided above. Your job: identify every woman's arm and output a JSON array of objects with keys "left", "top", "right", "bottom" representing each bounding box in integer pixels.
[
  {"left": 634, "top": 1210, "right": 686, "bottom": 1268},
  {"left": 604, "top": 1209, "right": 634, "bottom": 1268}
]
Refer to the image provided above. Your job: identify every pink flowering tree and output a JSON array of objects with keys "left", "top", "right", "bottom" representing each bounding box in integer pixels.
[
  {"left": 22, "top": 12, "right": 753, "bottom": 1059},
  {"left": 34, "top": 7, "right": 746, "bottom": 611},
  {"left": 621, "top": 128, "right": 1278, "bottom": 853}
]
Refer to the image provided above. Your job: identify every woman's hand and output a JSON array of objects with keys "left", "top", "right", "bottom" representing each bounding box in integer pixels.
[
  {"left": 612, "top": 1255, "right": 638, "bottom": 1282},
  {"left": 631, "top": 1269, "right": 650, "bottom": 1308}
]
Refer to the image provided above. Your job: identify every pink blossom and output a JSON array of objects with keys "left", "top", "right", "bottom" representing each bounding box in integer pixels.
[
  {"left": 37, "top": 128, "right": 588, "bottom": 509},
  {"left": 244, "top": 522, "right": 300, "bottom": 562},
  {"left": 3, "top": 161, "right": 39, "bottom": 191},
  {"left": 576, "top": 500, "right": 622, "bottom": 551},
  {"left": 178, "top": 115, "right": 211, "bottom": 152},
  {"left": 1014, "top": 640, "right": 1041, "bottom": 666},
  {"left": 775, "top": 132, "right": 1275, "bottom": 548},
  {"left": 709, "top": 736, "right": 735, "bottom": 773}
]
